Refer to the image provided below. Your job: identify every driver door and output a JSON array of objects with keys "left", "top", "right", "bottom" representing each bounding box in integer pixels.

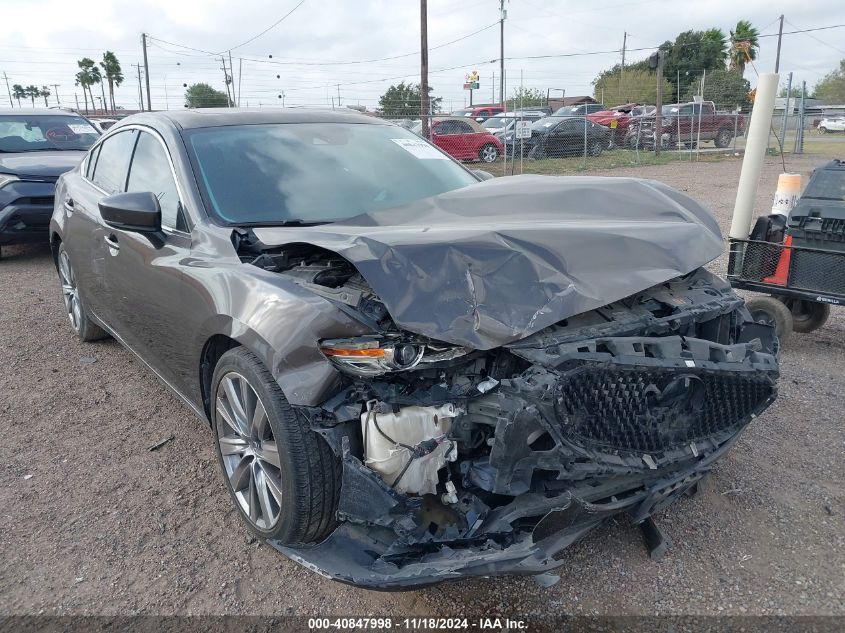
[{"left": 103, "top": 128, "right": 193, "bottom": 391}]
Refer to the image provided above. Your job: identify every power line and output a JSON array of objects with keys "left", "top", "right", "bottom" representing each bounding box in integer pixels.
[{"left": 223, "top": 0, "right": 308, "bottom": 53}]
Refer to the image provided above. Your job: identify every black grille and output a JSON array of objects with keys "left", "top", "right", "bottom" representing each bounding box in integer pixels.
[{"left": 555, "top": 367, "right": 774, "bottom": 453}]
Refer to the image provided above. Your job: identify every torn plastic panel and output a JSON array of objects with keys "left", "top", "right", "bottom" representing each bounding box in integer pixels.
[
  {"left": 274, "top": 268, "right": 778, "bottom": 588},
  {"left": 241, "top": 175, "right": 725, "bottom": 350}
]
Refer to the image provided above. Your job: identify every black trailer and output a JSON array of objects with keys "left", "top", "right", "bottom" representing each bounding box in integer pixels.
[{"left": 727, "top": 159, "right": 845, "bottom": 340}]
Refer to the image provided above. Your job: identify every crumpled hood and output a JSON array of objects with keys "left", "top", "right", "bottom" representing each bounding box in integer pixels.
[
  {"left": 0, "top": 151, "right": 85, "bottom": 179},
  {"left": 251, "top": 175, "right": 724, "bottom": 349}
]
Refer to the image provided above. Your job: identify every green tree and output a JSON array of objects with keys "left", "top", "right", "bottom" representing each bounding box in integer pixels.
[
  {"left": 100, "top": 51, "right": 124, "bottom": 114},
  {"left": 12, "top": 84, "right": 25, "bottom": 107},
  {"left": 779, "top": 86, "right": 803, "bottom": 98},
  {"left": 184, "top": 83, "right": 230, "bottom": 108},
  {"left": 729, "top": 20, "right": 760, "bottom": 76},
  {"left": 659, "top": 30, "right": 729, "bottom": 101},
  {"left": 813, "top": 60, "right": 845, "bottom": 103},
  {"left": 377, "top": 82, "right": 441, "bottom": 117},
  {"left": 507, "top": 86, "right": 546, "bottom": 109},
  {"left": 25, "top": 85, "right": 40, "bottom": 107},
  {"left": 75, "top": 58, "right": 101, "bottom": 113},
  {"left": 39, "top": 85, "right": 51, "bottom": 106},
  {"left": 683, "top": 69, "right": 751, "bottom": 110},
  {"left": 593, "top": 66, "right": 673, "bottom": 106}
]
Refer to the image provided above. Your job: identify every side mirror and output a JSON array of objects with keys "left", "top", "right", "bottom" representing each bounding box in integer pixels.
[
  {"left": 99, "top": 191, "right": 162, "bottom": 234},
  {"left": 471, "top": 169, "right": 494, "bottom": 181},
  {"left": 476, "top": 117, "right": 485, "bottom": 122}
]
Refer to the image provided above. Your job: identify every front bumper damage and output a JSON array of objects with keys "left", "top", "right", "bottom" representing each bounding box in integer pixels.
[{"left": 269, "top": 269, "right": 778, "bottom": 588}]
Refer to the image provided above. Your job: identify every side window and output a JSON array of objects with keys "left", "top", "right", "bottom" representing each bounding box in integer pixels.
[
  {"left": 85, "top": 144, "right": 101, "bottom": 180},
  {"left": 437, "top": 120, "right": 458, "bottom": 135},
  {"left": 91, "top": 129, "right": 137, "bottom": 194},
  {"left": 126, "top": 131, "right": 185, "bottom": 231},
  {"left": 454, "top": 121, "right": 474, "bottom": 134}
]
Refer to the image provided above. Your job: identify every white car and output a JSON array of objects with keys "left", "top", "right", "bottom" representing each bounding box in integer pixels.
[{"left": 818, "top": 116, "right": 845, "bottom": 133}]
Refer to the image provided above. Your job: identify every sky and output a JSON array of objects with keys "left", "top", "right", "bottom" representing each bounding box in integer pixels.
[{"left": 0, "top": 0, "right": 843, "bottom": 112}]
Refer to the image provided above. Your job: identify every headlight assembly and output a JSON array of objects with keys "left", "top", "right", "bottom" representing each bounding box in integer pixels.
[
  {"left": 0, "top": 173, "right": 20, "bottom": 189},
  {"left": 320, "top": 336, "right": 472, "bottom": 376}
]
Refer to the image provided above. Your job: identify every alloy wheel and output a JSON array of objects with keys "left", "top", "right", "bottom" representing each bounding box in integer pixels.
[
  {"left": 58, "top": 250, "right": 82, "bottom": 333},
  {"left": 215, "top": 371, "right": 283, "bottom": 530},
  {"left": 480, "top": 144, "right": 498, "bottom": 163}
]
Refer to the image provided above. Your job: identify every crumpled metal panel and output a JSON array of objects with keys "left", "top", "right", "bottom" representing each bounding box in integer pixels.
[{"left": 252, "top": 175, "right": 724, "bottom": 349}]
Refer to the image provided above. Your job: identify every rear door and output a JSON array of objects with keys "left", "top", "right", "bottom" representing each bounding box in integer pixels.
[
  {"left": 64, "top": 128, "right": 138, "bottom": 322},
  {"left": 103, "top": 128, "right": 193, "bottom": 389}
]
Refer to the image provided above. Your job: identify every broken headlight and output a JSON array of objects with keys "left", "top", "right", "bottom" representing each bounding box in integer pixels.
[
  {"left": 320, "top": 336, "right": 425, "bottom": 376},
  {"left": 320, "top": 336, "right": 472, "bottom": 376}
]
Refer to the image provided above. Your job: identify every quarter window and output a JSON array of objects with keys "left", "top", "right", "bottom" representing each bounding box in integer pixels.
[
  {"left": 126, "top": 131, "right": 185, "bottom": 231},
  {"left": 91, "top": 129, "right": 137, "bottom": 194}
]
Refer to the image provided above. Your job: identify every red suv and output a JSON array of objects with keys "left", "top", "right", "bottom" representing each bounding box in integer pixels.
[{"left": 422, "top": 117, "right": 504, "bottom": 163}]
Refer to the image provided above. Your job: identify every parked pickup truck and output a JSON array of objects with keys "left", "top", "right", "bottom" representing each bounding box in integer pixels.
[{"left": 626, "top": 101, "right": 744, "bottom": 149}]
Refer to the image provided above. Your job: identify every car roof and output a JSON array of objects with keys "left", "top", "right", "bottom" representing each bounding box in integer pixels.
[
  {"left": 128, "top": 107, "right": 384, "bottom": 130},
  {"left": 432, "top": 116, "right": 487, "bottom": 132},
  {"left": 0, "top": 108, "right": 84, "bottom": 116}
]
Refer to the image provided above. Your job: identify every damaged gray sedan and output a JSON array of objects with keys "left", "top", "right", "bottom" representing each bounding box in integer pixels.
[{"left": 50, "top": 109, "right": 779, "bottom": 588}]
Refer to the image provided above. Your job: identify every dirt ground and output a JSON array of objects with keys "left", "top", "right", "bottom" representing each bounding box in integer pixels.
[{"left": 1, "top": 154, "right": 843, "bottom": 618}]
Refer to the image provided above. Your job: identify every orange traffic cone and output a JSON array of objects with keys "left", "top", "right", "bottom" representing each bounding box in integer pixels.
[{"left": 763, "top": 235, "right": 793, "bottom": 286}]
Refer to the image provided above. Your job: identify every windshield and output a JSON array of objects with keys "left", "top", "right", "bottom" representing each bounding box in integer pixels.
[
  {"left": 0, "top": 115, "right": 99, "bottom": 152},
  {"left": 531, "top": 117, "right": 560, "bottom": 131},
  {"left": 553, "top": 106, "right": 577, "bottom": 116},
  {"left": 662, "top": 105, "right": 679, "bottom": 116},
  {"left": 451, "top": 109, "right": 472, "bottom": 117},
  {"left": 483, "top": 116, "right": 511, "bottom": 130},
  {"left": 183, "top": 123, "right": 479, "bottom": 225}
]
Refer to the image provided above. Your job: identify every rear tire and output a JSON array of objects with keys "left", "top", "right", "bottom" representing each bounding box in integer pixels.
[
  {"left": 588, "top": 139, "right": 604, "bottom": 156},
  {"left": 818, "top": 126, "right": 828, "bottom": 135},
  {"left": 479, "top": 143, "right": 499, "bottom": 163},
  {"left": 746, "top": 296, "right": 793, "bottom": 342},
  {"left": 714, "top": 128, "right": 732, "bottom": 148},
  {"left": 778, "top": 298, "right": 830, "bottom": 333},
  {"left": 56, "top": 243, "right": 108, "bottom": 342},
  {"left": 527, "top": 145, "right": 546, "bottom": 160},
  {"left": 211, "top": 347, "right": 340, "bottom": 545}
]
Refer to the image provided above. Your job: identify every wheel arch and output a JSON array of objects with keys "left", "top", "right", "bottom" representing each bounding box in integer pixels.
[{"left": 50, "top": 231, "right": 62, "bottom": 269}]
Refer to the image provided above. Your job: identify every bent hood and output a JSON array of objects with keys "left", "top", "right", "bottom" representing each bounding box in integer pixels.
[{"left": 251, "top": 175, "right": 724, "bottom": 350}]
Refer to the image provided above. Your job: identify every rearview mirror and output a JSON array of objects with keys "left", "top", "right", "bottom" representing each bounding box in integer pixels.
[{"left": 99, "top": 192, "right": 162, "bottom": 234}]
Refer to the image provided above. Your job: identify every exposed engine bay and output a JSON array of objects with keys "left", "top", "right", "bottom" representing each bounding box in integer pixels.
[{"left": 240, "top": 242, "right": 779, "bottom": 588}]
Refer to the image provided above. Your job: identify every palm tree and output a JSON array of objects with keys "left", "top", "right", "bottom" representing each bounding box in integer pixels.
[
  {"left": 100, "top": 51, "right": 123, "bottom": 114},
  {"left": 730, "top": 20, "right": 760, "bottom": 76},
  {"left": 703, "top": 28, "right": 728, "bottom": 66},
  {"left": 25, "top": 85, "right": 40, "bottom": 107},
  {"left": 12, "top": 84, "right": 25, "bottom": 107},
  {"left": 75, "top": 57, "right": 101, "bottom": 114},
  {"left": 40, "top": 86, "right": 51, "bottom": 107}
]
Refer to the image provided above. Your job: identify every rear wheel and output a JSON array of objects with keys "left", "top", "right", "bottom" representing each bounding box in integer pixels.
[
  {"left": 527, "top": 145, "right": 546, "bottom": 160},
  {"left": 818, "top": 126, "right": 828, "bottom": 135},
  {"left": 714, "top": 128, "right": 732, "bottom": 148},
  {"left": 746, "top": 296, "right": 793, "bottom": 342},
  {"left": 778, "top": 298, "right": 830, "bottom": 333},
  {"left": 588, "top": 139, "right": 604, "bottom": 156},
  {"left": 57, "top": 243, "right": 108, "bottom": 342},
  {"left": 479, "top": 143, "right": 499, "bottom": 163},
  {"left": 211, "top": 347, "right": 340, "bottom": 544},
  {"left": 684, "top": 140, "right": 698, "bottom": 150}
]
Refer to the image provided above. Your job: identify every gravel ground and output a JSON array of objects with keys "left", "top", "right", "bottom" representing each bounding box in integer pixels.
[{"left": 1, "top": 154, "right": 843, "bottom": 618}]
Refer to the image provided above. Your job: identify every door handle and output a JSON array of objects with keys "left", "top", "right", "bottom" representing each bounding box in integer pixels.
[
  {"left": 64, "top": 198, "right": 75, "bottom": 213},
  {"left": 104, "top": 234, "right": 120, "bottom": 254}
]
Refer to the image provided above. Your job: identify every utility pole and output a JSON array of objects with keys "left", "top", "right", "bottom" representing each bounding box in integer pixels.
[
  {"left": 619, "top": 31, "right": 627, "bottom": 102},
  {"left": 75, "top": 93, "right": 80, "bottom": 111},
  {"left": 133, "top": 63, "right": 144, "bottom": 111},
  {"left": 420, "top": 0, "right": 430, "bottom": 138},
  {"left": 499, "top": 0, "right": 506, "bottom": 109},
  {"left": 238, "top": 58, "right": 243, "bottom": 107},
  {"left": 220, "top": 57, "right": 233, "bottom": 106},
  {"left": 228, "top": 50, "right": 236, "bottom": 106},
  {"left": 654, "top": 51, "right": 664, "bottom": 157},
  {"left": 141, "top": 33, "right": 152, "bottom": 110},
  {"left": 51, "top": 83, "right": 60, "bottom": 107},
  {"left": 2, "top": 72, "right": 12, "bottom": 107},
  {"left": 100, "top": 80, "right": 107, "bottom": 115},
  {"left": 492, "top": 70, "right": 495, "bottom": 103},
  {"left": 780, "top": 71, "right": 793, "bottom": 150},
  {"left": 774, "top": 15, "right": 784, "bottom": 73},
  {"left": 337, "top": 84, "right": 341, "bottom": 107}
]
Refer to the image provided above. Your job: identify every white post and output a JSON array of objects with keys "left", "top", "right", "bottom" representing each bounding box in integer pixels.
[{"left": 730, "top": 73, "right": 779, "bottom": 239}]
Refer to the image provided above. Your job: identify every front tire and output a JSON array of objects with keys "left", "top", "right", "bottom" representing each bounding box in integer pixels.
[
  {"left": 746, "top": 296, "right": 793, "bottom": 342},
  {"left": 818, "top": 126, "right": 828, "bottom": 135},
  {"left": 57, "top": 243, "right": 108, "bottom": 342},
  {"left": 479, "top": 143, "right": 499, "bottom": 163},
  {"left": 714, "top": 129, "right": 732, "bottom": 148},
  {"left": 211, "top": 347, "right": 340, "bottom": 544},
  {"left": 588, "top": 139, "right": 604, "bottom": 156}
]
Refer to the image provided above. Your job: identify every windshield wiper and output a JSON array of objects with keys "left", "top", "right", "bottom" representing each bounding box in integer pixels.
[{"left": 236, "top": 219, "right": 334, "bottom": 228}]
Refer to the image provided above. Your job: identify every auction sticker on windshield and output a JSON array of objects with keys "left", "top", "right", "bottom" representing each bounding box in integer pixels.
[
  {"left": 67, "top": 123, "right": 97, "bottom": 134},
  {"left": 391, "top": 138, "right": 448, "bottom": 159}
]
